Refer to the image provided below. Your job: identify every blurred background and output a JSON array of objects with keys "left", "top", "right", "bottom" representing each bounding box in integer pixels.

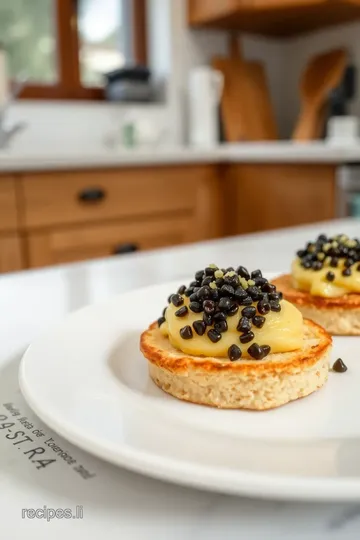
[{"left": 1, "top": 0, "right": 360, "bottom": 275}]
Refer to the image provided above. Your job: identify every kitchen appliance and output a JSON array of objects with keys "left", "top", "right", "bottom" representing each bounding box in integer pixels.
[
  {"left": 293, "top": 48, "right": 347, "bottom": 141},
  {"left": 104, "top": 66, "right": 152, "bottom": 102},
  {"left": 188, "top": 66, "right": 224, "bottom": 147},
  {"left": 212, "top": 35, "right": 277, "bottom": 142},
  {"left": 336, "top": 166, "right": 360, "bottom": 218}
]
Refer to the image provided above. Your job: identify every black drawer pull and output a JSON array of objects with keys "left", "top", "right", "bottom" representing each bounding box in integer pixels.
[
  {"left": 78, "top": 187, "right": 106, "bottom": 203},
  {"left": 113, "top": 243, "right": 139, "bottom": 255}
]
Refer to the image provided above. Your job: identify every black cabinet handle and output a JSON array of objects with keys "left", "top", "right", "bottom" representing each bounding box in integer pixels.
[
  {"left": 113, "top": 243, "right": 139, "bottom": 255},
  {"left": 78, "top": 187, "right": 106, "bottom": 203}
]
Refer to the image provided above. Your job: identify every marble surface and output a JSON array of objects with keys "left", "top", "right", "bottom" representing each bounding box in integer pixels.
[
  {"left": 1, "top": 141, "right": 360, "bottom": 171},
  {"left": 2, "top": 218, "right": 360, "bottom": 539}
]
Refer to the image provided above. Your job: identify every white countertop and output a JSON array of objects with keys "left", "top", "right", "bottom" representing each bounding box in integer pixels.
[
  {"left": 2, "top": 142, "right": 360, "bottom": 172},
  {"left": 2, "top": 218, "right": 360, "bottom": 539}
]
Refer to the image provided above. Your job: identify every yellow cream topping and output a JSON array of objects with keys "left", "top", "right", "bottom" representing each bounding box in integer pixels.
[
  {"left": 292, "top": 258, "right": 360, "bottom": 298},
  {"left": 160, "top": 296, "right": 303, "bottom": 358}
]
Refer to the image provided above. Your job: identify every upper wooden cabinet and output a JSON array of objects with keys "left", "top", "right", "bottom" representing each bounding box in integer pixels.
[{"left": 188, "top": 0, "right": 360, "bottom": 36}]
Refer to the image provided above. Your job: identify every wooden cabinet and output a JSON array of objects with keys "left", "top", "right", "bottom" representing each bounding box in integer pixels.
[
  {"left": 188, "top": 0, "right": 360, "bottom": 36},
  {"left": 20, "top": 165, "right": 221, "bottom": 269},
  {"left": 0, "top": 161, "right": 339, "bottom": 273},
  {"left": 0, "top": 235, "right": 23, "bottom": 273},
  {"left": 20, "top": 166, "right": 217, "bottom": 230},
  {"left": 0, "top": 177, "right": 18, "bottom": 233},
  {"left": 223, "top": 164, "right": 335, "bottom": 235},
  {"left": 27, "top": 215, "right": 202, "bottom": 268}
]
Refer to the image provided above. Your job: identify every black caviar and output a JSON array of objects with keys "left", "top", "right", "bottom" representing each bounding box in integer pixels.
[
  {"left": 193, "top": 320, "right": 206, "bottom": 336},
  {"left": 247, "top": 343, "right": 271, "bottom": 360},
  {"left": 332, "top": 358, "right": 348, "bottom": 373},
  {"left": 239, "top": 331, "right": 255, "bottom": 344},
  {"left": 180, "top": 326, "right": 193, "bottom": 340},
  {"left": 228, "top": 344, "right": 242, "bottom": 361},
  {"left": 297, "top": 234, "right": 360, "bottom": 277},
  {"left": 171, "top": 294, "right": 184, "bottom": 307},
  {"left": 175, "top": 306, "right": 188, "bottom": 317},
  {"left": 158, "top": 263, "right": 283, "bottom": 360},
  {"left": 207, "top": 329, "right": 222, "bottom": 343}
]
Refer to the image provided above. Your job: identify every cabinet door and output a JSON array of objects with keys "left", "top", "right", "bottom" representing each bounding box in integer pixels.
[
  {"left": 0, "top": 235, "right": 24, "bottom": 273},
  {"left": 20, "top": 165, "right": 217, "bottom": 230},
  {"left": 27, "top": 214, "right": 205, "bottom": 269},
  {"left": 224, "top": 164, "right": 335, "bottom": 235},
  {"left": 0, "top": 177, "right": 18, "bottom": 233}
]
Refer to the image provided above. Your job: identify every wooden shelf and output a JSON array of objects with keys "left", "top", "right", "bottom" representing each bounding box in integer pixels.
[{"left": 188, "top": 0, "right": 360, "bottom": 37}]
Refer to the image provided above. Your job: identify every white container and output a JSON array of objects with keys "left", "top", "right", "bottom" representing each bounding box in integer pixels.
[
  {"left": 188, "top": 66, "right": 224, "bottom": 148},
  {"left": 326, "top": 116, "right": 360, "bottom": 145}
]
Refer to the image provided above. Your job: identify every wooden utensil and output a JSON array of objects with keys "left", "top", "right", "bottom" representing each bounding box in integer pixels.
[
  {"left": 293, "top": 48, "right": 347, "bottom": 141},
  {"left": 244, "top": 61, "right": 278, "bottom": 140},
  {"left": 212, "top": 35, "right": 277, "bottom": 141}
]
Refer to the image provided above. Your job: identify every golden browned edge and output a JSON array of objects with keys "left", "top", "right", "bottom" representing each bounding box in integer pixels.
[
  {"left": 140, "top": 319, "right": 332, "bottom": 376},
  {"left": 272, "top": 274, "right": 360, "bottom": 310}
]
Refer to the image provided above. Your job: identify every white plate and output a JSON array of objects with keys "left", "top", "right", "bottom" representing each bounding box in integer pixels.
[{"left": 19, "top": 278, "right": 360, "bottom": 501}]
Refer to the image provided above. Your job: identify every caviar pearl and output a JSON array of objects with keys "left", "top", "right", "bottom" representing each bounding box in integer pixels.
[
  {"left": 171, "top": 294, "right": 184, "bottom": 307},
  {"left": 234, "top": 288, "right": 248, "bottom": 302},
  {"left": 252, "top": 315, "right": 265, "bottom": 328},
  {"left": 247, "top": 286, "right": 262, "bottom": 301},
  {"left": 241, "top": 306, "right": 256, "bottom": 319},
  {"left": 257, "top": 300, "right": 271, "bottom": 315},
  {"left": 227, "top": 302, "right": 239, "bottom": 316},
  {"left": 239, "top": 331, "right": 254, "bottom": 344},
  {"left": 239, "top": 295, "right": 253, "bottom": 306},
  {"left": 218, "top": 297, "right": 231, "bottom": 311},
  {"left": 213, "top": 311, "right": 226, "bottom": 322},
  {"left": 195, "top": 270, "right": 204, "bottom": 281},
  {"left": 203, "top": 312, "right": 213, "bottom": 326},
  {"left": 251, "top": 269, "right": 262, "bottom": 279},
  {"left": 203, "top": 299, "right": 215, "bottom": 314},
  {"left": 189, "top": 301, "right": 202, "bottom": 313},
  {"left": 270, "top": 301, "right": 281, "bottom": 313},
  {"left": 193, "top": 320, "right": 206, "bottom": 336},
  {"left": 262, "top": 345, "right": 271, "bottom": 357},
  {"left": 197, "top": 286, "right": 211, "bottom": 300},
  {"left": 237, "top": 266, "right": 250, "bottom": 279},
  {"left": 221, "top": 284, "right": 235, "bottom": 296},
  {"left": 180, "top": 326, "right": 193, "bottom": 340},
  {"left": 326, "top": 271, "right": 335, "bottom": 282},
  {"left": 228, "top": 344, "right": 242, "bottom": 361},
  {"left": 237, "top": 317, "right": 251, "bottom": 332},
  {"left": 332, "top": 358, "right": 347, "bottom": 373},
  {"left": 175, "top": 306, "right": 188, "bottom": 317},
  {"left": 157, "top": 316, "right": 166, "bottom": 327},
  {"left": 207, "top": 329, "right": 222, "bottom": 343},
  {"left": 214, "top": 320, "right": 228, "bottom": 333},
  {"left": 342, "top": 268, "right": 352, "bottom": 277},
  {"left": 247, "top": 343, "right": 266, "bottom": 360}
]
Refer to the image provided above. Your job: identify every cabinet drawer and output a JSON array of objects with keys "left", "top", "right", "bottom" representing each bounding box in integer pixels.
[
  {"left": 0, "top": 177, "right": 18, "bottom": 232},
  {"left": 0, "top": 234, "right": 24, "bottom": 273},
  {"left": 27, "top": 214, "right": 199, "bottom": 268},
  {"left": 21, "top": 166, "right": 214, "bottom": 229}
]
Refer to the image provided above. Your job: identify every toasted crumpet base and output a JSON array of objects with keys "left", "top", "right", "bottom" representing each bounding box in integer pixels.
[
  {"left": 140, "top": 319, "right": 332, "bottom": 410},
  {"left": 272, "top": 274, "right": 360, "bottom": 336}
]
